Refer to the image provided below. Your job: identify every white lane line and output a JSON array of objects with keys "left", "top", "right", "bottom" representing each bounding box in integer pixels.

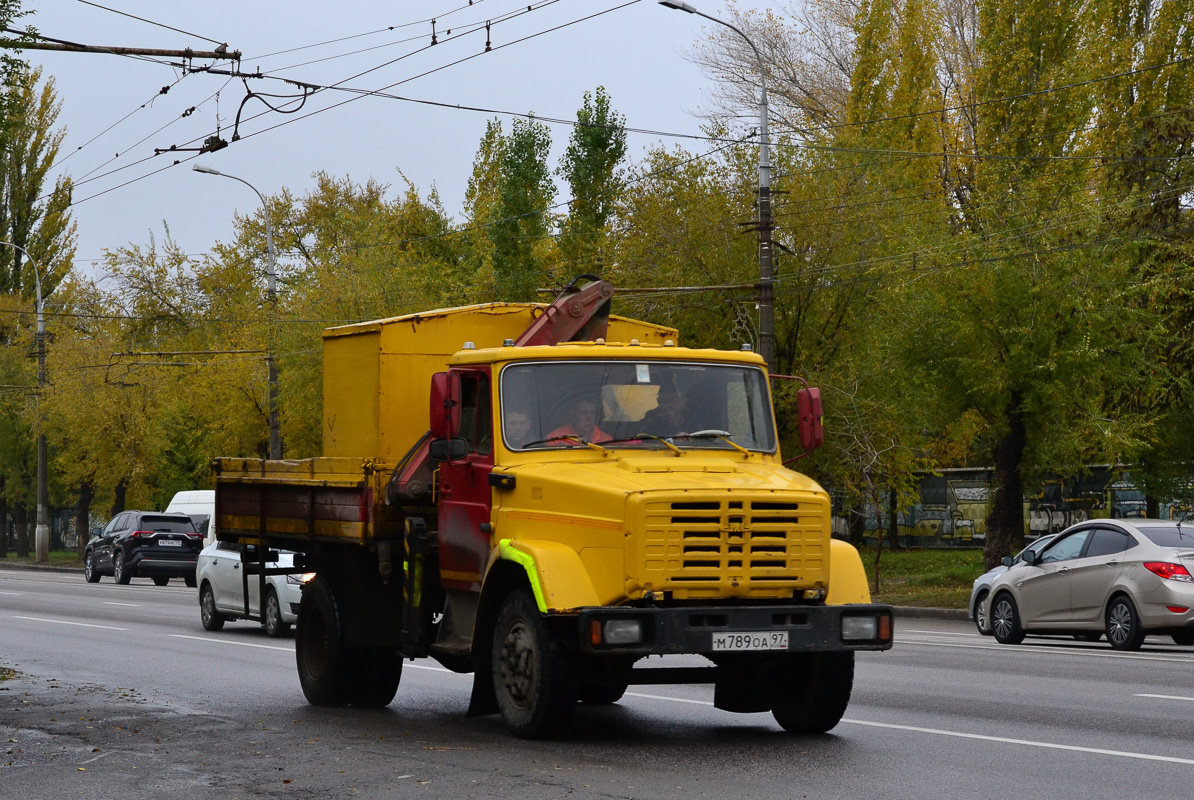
[
  {"left": 103, "top": 601, "right": 140, "bottom": 607},
  {"left": 898, "top": 638, "right": 1194, "bottom": 664},
  {"left": 0, "top": 590, "right": 24, "bottom": 596},
  {"left": 901, "top": 629, "right": 979, "bottom": 637},
  {"left": 842, "top": 719, "right": 1194, "bottom": 766},
  {"left": 626, "top": 691, "right": 714, "bottom": 706},
  {"left": 168, "top": 634, "right": 292, "bottom": 652},
  {"left": 406, "top": 663, "right": 461, "bottom": 674},
  {"left": 14, "top": 616, "right": 128, "bottom": 631},
  {"left": 1135, "top": 694, "right": 1194, "bottom": 703}
]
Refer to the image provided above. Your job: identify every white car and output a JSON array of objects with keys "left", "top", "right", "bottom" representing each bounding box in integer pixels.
[{"left": 196, "top": 541, "right": 311, "bottom": 637}]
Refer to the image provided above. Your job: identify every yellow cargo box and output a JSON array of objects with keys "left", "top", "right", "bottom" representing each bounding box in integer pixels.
[{"left": 322, "top": 302, "right": 677, "bottom": 458}]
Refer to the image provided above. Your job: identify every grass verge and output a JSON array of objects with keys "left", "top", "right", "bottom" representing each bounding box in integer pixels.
[
  {"left": 859, "top": 547, "right": 984, "bottom": 609},
  {"left": 0, "top": 549, "right": 83, "bottom": 568}
]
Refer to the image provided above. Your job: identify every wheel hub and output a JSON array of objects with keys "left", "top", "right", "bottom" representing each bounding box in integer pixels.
[{"left": 499, "top": 620, "right": 537, "bottom": 709}]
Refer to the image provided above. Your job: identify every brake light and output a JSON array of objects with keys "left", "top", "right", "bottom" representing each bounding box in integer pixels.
[
  {"left": 1167, "top": 606, "right": 1189, "bottom": 614},
  {"left": 129, "top": 530, "right": 151, "bottom": 540},
  {"left": 1143, "top": 562, "right": 1194, "bottom": 582}
]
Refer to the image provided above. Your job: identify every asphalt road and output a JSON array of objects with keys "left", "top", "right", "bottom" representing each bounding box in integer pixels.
[{"left": 2, "top": 568, "right": 1192, "bottom": 799}]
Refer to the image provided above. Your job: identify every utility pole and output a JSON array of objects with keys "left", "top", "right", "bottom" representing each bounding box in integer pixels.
[
  {"left": 192, "top": 165, "right": 282, "bottom": 460},
  {"left": 0, "top": 32, "right": 238, "bottom": 62},
  {"left": 658, "top": 2, "right": 775, "bottom": 371}
]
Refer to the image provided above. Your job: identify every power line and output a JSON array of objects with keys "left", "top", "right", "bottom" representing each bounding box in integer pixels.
[{"left": 72, "top": 1, "right": 228, "bottom": 47}]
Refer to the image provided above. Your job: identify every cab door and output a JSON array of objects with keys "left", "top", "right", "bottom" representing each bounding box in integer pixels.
[{"left": 436, "top": 369, "right": 495, "bottom": 592}]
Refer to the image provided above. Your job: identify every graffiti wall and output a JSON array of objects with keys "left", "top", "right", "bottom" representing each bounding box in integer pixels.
[{"left": 832, "top": 467, "right": 1185, "bottom": 547}]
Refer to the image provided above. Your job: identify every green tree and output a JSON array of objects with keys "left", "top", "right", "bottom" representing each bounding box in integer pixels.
[
  {"left": 558, "top": 87, "right": 627, "bottom": 275},
  {"left": 490, "top": 117, "right": 555, "bottom": 301}
]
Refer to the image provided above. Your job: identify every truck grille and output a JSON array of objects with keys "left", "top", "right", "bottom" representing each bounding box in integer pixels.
[{"left": 636, "top": 495, "right": 828, "bottom": 599}]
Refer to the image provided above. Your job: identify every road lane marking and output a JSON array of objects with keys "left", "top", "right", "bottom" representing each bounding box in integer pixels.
[
  {"left": 1135, "top": 694, "right": 1194, "bottom": 703},
  {"left": 14, "top": 616, "right": 128, "bottom": 631},
  {"left": 898, "top": 637, "right": 1194, "bottom": 664},
  {"left": 103, "top": 601, "right": 140, "bottom": 607},
  {"left": 626, "top": 691, "right": 714, "bottom": 706},
  {"left": 0, "top": 590, "right": 24, "bottom": 596},
  {"left": 169, "top": 634, "right": 291, "bottom": 652},
  {"left": 841, "top": 719, "right": 1194, "bottom": 766}
]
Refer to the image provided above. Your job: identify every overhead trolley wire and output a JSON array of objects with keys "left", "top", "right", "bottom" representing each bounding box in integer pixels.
[{"left": 72, "top": 1, "right": 228, "bottom": 47}]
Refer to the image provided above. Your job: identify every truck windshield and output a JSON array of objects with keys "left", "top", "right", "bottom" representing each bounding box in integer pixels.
[{"left": 500, "top": 361, "right": 776, "bottom": 452}]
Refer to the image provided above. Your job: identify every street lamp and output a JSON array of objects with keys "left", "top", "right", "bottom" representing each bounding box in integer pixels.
[
  {"left": 658, "top": 1, "right": 775, "bottom": 371},
  {"left": 0, "top": 240, "right": 50, "bottom": 562},
  {"left": 192, "top": 164, "right": 282, "bottom": 460}
]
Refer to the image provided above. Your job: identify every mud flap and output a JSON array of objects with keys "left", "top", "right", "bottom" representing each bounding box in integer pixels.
[{"left": 466, "top": 653, "right": 498, "bottom": 717}]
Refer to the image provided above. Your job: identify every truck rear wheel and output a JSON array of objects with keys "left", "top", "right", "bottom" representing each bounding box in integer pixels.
[
  {"left": 296, "top": 576, "right": 352, "bottom": 706},
  {"left": 771, "top": 652, "right": 854, "bottom": 734},
  {"left": 349, "top": 648, "right": 403, "bottom": 708},
  {"left": 491, "top": 590, "right": 578, "bottom": 739}
]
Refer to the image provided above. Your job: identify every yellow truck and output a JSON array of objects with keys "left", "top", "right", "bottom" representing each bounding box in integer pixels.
[{"left": 211, "top": 277, "right": 892, "bottom": 739}]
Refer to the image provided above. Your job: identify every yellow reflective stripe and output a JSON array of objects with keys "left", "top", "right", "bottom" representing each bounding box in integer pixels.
[{"left": 498, "top": 539, "right": 547, "bottom": 613}]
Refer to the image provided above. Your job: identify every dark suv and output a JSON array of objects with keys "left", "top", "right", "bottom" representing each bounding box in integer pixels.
[{"left": 84, "top": 511, "right": 203, "bottom": 586}]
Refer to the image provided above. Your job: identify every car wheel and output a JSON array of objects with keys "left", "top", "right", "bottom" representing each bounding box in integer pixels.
[
  {"left": 1106, "top": 596, "right": 1145, "bottom": 651},
  {"left": 84, "top": 552, "right": 101, "bottom": 583},
  {"left": 113, "top": 551, "right": 132, "bottom": 585},
  {"left": 973, "top": 590, "right": 992, "bottom": 636},
  {"left": 1172, "top": 631, "right": 1194, "bottom": 646},
  {"left": 491, "top": 589, "right": 578, "bottom": 739},
  {"left": 990, "top": 593, "right": 1025, "bottom": 645},
  {"left": 771, "top": 652, "right": 855, "bottom": 734},
  {"left": 200, "top": 584, "right": 226, "bottom": 632},
  {"left": 152, "top": 576, "right": 169, "bottom": 587},
  {"left": 296, "top": 576, "right": 353, "bottom": 706},
  {"left": 184, "top": 574, "right": 197, "bottom": 589},
  {"left": 264, "top": 589, "right": 291, "bottom": 638}
]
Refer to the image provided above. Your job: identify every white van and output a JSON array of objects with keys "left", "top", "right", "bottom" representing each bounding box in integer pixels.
[{"left": 165, "top": 490, "right": 216, "bottom": 546}]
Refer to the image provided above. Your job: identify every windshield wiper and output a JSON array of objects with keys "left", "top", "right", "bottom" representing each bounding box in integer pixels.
[
  {"left": 670, "top": 430, "right": 751, "bottom": 455},
  {"left": 602, "top": 434, "right": 683, "bottom": 455},
  {"left": 520, "top": 434, "right": 610, "bottom": 454}
]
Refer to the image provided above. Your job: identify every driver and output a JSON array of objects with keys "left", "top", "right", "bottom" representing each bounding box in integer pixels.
[
  {"left": 638, "top": 382, "right": 688, "bottom": 438},
  {"left": 546, "top": 397, "right": 612, "bottom": 443}
]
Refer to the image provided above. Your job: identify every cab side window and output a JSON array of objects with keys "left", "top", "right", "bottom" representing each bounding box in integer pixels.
[{"left": 457, "top": 373, "right": 492, "bottom": 456}]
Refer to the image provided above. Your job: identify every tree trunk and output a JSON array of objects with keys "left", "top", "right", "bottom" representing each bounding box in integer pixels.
[
  {"left": 1146, "top": 495, "right": 1159, "bottom": 519},
  {"left": 848, "top": 501, "right": 866, "bottom": 547},
  {"left": 110, "top": 479, "right": 127, "bottom": 518},
  {"left": 14, "top": 505, "right": 29, "bottom": 559},
  {"left": 984, "top": 393, "right": 1027, "bottom": 570},
  {"left": 75, "top": 480, "right": 93, "bottom": 561},
  {"left": 0, "top": 484, "right": 7, "bottom": 558},
  {"left": 888, "top": 488, "right": 901, "bottom": 551}
]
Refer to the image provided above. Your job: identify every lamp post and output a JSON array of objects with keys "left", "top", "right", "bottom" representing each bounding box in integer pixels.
[
  {"left": 659, "top": 1, "right": 775, "bottom": 371},
  {"left": 1, "top": 240, "right": 50, "bottom": 562},
  {"left": 192, "top": 164, "right": 282, "bottom": 460}
]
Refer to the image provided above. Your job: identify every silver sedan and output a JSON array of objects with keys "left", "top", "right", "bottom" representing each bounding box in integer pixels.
[
  {"left": 196, "top": 542, "right": 312, "bottom": 637},
  {"left": 988, "top": 519, "right": 1194, "bottom": 650},
  {"left": 969, "top": 534, "right": 1057, "bottom": 635}
]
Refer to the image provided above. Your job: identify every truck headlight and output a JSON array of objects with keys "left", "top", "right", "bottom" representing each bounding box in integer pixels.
[
  {"left": 841, "top": 615, "right": 878, "bottom": 641},
  {"left": 594, "top": 618, "right": 643, "bottom": 646}
]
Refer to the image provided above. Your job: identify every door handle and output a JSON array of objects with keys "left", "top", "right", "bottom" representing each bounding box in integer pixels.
[
  {"left": 1104, "top": 560, "right": 1119, "bottom": 567},
  {"left": 1057, "top": 567, "right": 1069, "bottom": 574}
]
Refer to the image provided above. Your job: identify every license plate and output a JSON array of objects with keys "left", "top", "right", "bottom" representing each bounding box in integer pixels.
[
  {"left": 711, "top": 631, "right": 789, "bottom": 651},
  {"left": 158, "top": 539, "right": 183, "bottom": 547}
]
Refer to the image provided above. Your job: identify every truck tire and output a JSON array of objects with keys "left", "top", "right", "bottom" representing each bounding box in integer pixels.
[
  {"left": 349, "top": 648, "right": 403, "bottom": 708},
  {"left": 491, "top": 590, "right": 578, "bottom": 739},
  {"left": 771, "top": 652, "right": 854, "bottom": 734},
  {"left": 296, "top": 576, "right": 353, "bottom": 706},
  {"left": 579, "top": 681, "right": 628, "bottom": 704}
]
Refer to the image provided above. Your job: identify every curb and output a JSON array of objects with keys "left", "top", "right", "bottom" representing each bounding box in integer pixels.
[
  {"left": 892, "top": 605, "right": 969, "bottom": 621},
  {"left": 0, "top": 561, "right": 83, "bottom": 575}
]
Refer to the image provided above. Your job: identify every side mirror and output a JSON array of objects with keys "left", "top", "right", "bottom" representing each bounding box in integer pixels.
[
  {"left": 1001, "top": 556, "right": 1013, "bottom": 568},
  {"left": 1021, "top": 550, "right": 1041, "bottom": 566},
  {"left": 797, "top": 387, "right": 824, "bottom": 450},
  {"left": 429, "top": 437, "right": 469, "bottom": 463},
  {"left": 429, "top": 372, "right": 462, "bottom": 439}
]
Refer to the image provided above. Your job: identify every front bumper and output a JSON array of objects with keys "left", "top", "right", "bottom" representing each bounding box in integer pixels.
[{"left": 575, "top": 603, "right": 893, "bottom": 656}]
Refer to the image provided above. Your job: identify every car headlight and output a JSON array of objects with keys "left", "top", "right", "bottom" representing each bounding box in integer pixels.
[{"left": 287, "top": 572, "right": 316, "bottom": 585}]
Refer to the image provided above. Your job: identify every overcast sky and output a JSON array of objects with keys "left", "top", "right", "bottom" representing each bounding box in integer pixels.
[{"left": 18, "top": 0, "right": 773, "bottom": 279}]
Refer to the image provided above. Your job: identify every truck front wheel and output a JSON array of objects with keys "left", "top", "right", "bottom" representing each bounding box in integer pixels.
[
  {"left": 296, "top": 576, "right": 352, "bottom": 706},
  {"left": 771, "top": 652, "right": 855, "bottom": 734},
  {"left": 491, "top": 590, "right": 578, "bottom": 739}
]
